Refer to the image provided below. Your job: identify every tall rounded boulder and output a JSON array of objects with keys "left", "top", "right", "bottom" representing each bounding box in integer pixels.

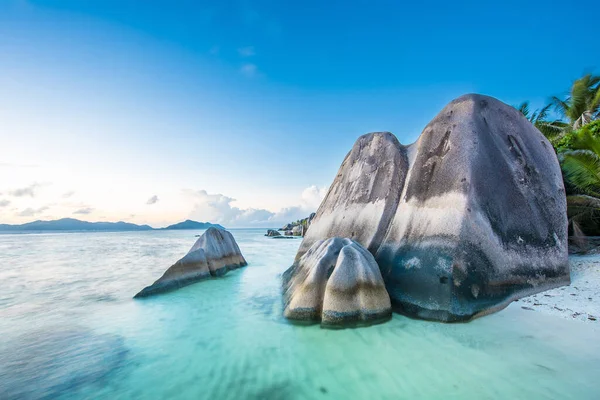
[
  {"left": 297, "top": 132, "right": 408, "bottom": 258},
  {"left": 376, "top": 94, "right": 568, "bottom": 321}
]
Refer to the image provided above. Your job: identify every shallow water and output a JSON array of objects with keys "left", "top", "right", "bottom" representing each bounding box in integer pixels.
[{"left": 0, "top": 229, "right": 598, "bottom": 399}]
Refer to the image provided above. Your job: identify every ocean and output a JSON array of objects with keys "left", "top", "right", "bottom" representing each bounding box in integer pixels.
[{"left": 0, "top": 229, "right": 598, "bottom": 399}]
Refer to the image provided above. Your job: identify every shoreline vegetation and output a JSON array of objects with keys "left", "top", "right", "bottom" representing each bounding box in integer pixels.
[{"left": 516, "top": 73, "right": 600, "bottom": 243}]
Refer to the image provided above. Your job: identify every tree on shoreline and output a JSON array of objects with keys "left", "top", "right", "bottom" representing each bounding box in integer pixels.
[
  {"left": 559, "top": 121, "right": 600, "bottom": 237},
  {"left": 517, "top": 73, "right": 600, "bottom": 238},
  {"left": 551, "top": 74, "right": 600, "bottom": 130},
  {"left": 516, "top": 101, "right": 566, "bottom": 139}
]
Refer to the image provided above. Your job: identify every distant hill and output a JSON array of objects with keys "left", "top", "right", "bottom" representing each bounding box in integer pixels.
[
  {"left": 0, "top": 218, "right": 225, "bottom": 233},
  {"left": 162, "top": 220, "right": 225, "bottom": 230},
  {"left": 0, "top": 218, "right": 153, "bottom": 232}
]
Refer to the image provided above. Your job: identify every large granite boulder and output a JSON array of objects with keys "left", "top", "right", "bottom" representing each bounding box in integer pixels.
[
  {"left": 298, "top": 132, "right": 408, "bottom": 257},
  {"left": 135, "top": 227, "right": 247, "bottom": 298},
  {"left": 283, "top": 237, "right": 391, "bottom": 327},
  {"left": 291, "top": 94, "right": 569, "bottom": 322},
  {"left": 292, "top": 225, "right": 303, "bottom": 236}
]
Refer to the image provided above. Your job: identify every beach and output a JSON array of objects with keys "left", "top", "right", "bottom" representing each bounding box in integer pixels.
[{"left": 510, "top": 254, "right": 600, "bottom": 326}]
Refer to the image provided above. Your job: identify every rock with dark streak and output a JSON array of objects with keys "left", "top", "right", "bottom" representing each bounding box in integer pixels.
[
  {"left": 283, "top": 237, "right": 391, "bottom": 327},
  {"left": 135, "top": 227, "right": 247, "bottom": 298},
  {"left": 289, "top": 94, "right": 569, "bottom": 322}
]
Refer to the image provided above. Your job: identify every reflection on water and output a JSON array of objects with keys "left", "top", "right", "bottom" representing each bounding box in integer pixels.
[{"left": 0, "top": 230, "right": 598, "bottom": 399}]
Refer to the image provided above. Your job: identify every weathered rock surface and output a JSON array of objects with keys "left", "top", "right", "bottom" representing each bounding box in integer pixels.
[
  {"left": 283, "top": 238, "right": 391, "bottom": 327},
  {"left": 280, "top": 223, "right": 294, "bottom": 231},
  {"left": 291, "top": 94, "right": 569, "bottom": 322},
  {"left": 135, "top": 227, "right": 247, "bottom": 298},
  {"left": 265, "top": 229, "right": 281, "bottom": 237},
  {"left": 280, "top": 213, "right": 317, "bottom": 237},
  {"left": 298, "top": 132, "right": 408, "bottom": 257}
]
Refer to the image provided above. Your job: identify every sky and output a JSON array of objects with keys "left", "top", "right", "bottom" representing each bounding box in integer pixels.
[{"left": 0, "top": 0, "right": 598, "bottom": 227}]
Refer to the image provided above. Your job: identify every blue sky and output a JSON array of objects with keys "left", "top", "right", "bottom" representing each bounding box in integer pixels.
[{"left": 0, "top": 0, "right": 598, "bottom": 227}]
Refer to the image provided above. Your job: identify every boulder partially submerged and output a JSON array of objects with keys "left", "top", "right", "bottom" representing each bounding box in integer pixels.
[
  {"left": 135, "top": 227, "right": 247, "bottom": 298},
  {"left": 291, "top": 94, "right": 569, "bottom": 322},
  {"left": 283, "top": 237, "right": 391, "bottom": 327},
  {"left": 265, "top": 229, "right": 281, "bottom": 237}
]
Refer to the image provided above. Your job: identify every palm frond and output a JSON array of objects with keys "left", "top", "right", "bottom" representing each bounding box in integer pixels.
[
  {"left": 550, "top": 95, "right": 570, "bottom": 121},
  {"left": 537, "top": 120, "right": 566, "bottom": 139},
  {"left": 516, "top": 101, "right": 530, "bottom": 120},
  {"left": 535, "top": 103, "right": 552, "bottom": 122},
  {"left": 571, "top": 77, "right": 593, "bottom": 123},
  {"left": 589, "top": 86, "right": 600, "bottom": 118},
  {"left": 561, "top": 149, "right": 600, "bottom": 196},
  {"left": 570, "top": 128, "right": 600, "bottom": 154}
]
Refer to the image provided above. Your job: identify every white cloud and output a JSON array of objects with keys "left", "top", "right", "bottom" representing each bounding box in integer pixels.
[
  {"left": 237, "top": 46, "right": 255, "bottom": 57},
  {"left": 185, "top": 185, "right": 327, "bottom": 227},
  {"left": 146, "top": 195, "right": 159, "bottom": 205},
  {"left": 0, "top": 199, "right": 10, "bottom": 207},
  {"left": 240, "top": 63, "right": 258, "bottom": 77},
  {"left": 73, "top": 207, "right": 94, "bottom": 215},
  {"left": 9, "top": 182, "right": 45, "bottom": 197},
  {"left": 62, "top": 191, "right": 75, "bottom": 198},
  {"left": 186, "top": 190, "right": 273, "bottom": 226},
  {"left": 300, "top": 185, "right": 327, "bottom": 209},
  {"left": 17, "top": 205, "right": 50, "bottom": 217}
]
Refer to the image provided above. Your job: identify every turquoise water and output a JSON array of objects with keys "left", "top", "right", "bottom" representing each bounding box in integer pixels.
[{"left": 0, "top": 229, "right": 599, "bottom": 399}]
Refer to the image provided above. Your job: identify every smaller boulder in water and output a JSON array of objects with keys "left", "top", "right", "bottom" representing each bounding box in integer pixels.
[
  {"left": 265, "top": 229, "right": 281, "bottom": 237},
  {"left": 134, "top": 227, "right": 247, "bottom": 298},
  {"left": 283, "top": 238, "right": 391, "bottom": 327}
]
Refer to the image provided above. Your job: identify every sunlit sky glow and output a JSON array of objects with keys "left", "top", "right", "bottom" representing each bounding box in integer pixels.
[{"left": 0, "top": 0, "right": 597, "bottom": 227}]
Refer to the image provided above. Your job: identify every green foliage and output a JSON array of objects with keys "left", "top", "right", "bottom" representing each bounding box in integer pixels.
[
  {"left": 551, "top": 73, "right": 600, "bottom": 129},
  {"left": 517, "top": 74, "right": 600, "bottom": 237},
  {"left": 555, "top": 120, "right": 600, "bottom": 153},
  {"left": 558, "top": 123, "right": 600, "bottom": 235}
]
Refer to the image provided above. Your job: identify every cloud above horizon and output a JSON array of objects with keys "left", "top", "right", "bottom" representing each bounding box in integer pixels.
[
  {"left": 0, "top": 199, "right": 10, "bottom": 207},
  {"left": 17, "top": 205, "right": 50, "bottom": 217},
  {"left": 185, "top": 185, "right": 327, "bottom": 227},
  {"left": 146, "top": 195, "right": 159, "bottom": 205},
  {"left": 9, "top": 182, "right": 44, "bottom": 197},
  {"left": 73, "top": 207, "right": 94, "bottom": 215}
]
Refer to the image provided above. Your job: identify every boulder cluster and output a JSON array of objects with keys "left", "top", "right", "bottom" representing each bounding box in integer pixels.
[
  {"left": 284, "top": 94, "right": 570, "bottom": 323},
  {"left": 283, "top": 238, "right": 391, "bottom": 327}
]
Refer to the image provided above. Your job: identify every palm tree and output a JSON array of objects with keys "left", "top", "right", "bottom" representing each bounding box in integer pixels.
[
  {"left": 560, "top": 127, "right": 600, "bottom": 239},
  {"left": 516, "top": 101, "right": 567, "bottom": 139},
  {"left": 551, "top": 73, "right": 600, "bottom": 130}
]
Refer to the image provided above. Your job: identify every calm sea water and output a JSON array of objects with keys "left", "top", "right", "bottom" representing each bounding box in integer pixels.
[{"left": 0, "top": 229, "right": 599, "bottom": 399}]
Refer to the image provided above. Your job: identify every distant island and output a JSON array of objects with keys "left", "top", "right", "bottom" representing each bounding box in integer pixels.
[
  {"left": 160, "top": 220, "right": 225, "bottom": 230},
  {"left": 0, "top": 218, "right": 224, "bottom": 232}
]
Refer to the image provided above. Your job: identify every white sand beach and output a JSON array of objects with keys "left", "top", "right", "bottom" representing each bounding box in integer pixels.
[{"left": 509, "top": 255, "right": 600, "bottom": 326}]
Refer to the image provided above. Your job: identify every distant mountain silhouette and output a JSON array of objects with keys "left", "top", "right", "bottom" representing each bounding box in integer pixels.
[
  {"left": 0, "top": 218, "right": 224, "bottom": 232},
  {"left": 161, "top": 220, "right": 225, "bottom": 230}
]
